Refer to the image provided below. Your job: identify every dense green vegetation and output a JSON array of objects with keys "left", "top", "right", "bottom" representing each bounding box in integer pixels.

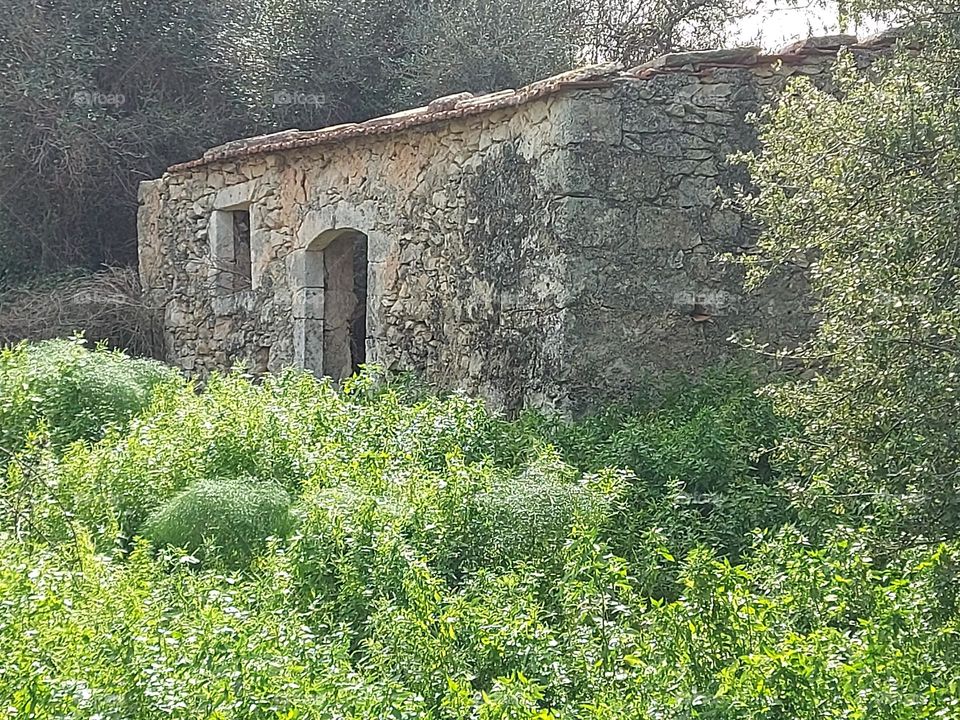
[
  {"left": 0, "top": 339, "right": 177, "bottom": 455},
  {"left": 2, "top": 342, "right": 960, "bottom": 718},
  {"left": 5, "top": 5, "right": 960, "bottom": 719},
  {"left": 741, "top": 4, "right": 960, "bottom": 547}
]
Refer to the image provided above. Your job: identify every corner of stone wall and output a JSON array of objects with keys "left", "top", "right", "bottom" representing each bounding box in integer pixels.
[
  {"left": 137, "top": 178, "right": 165, "bottom": 293},
  {"left": 540, "top": 66, "right": 817, "bottom": 411}
]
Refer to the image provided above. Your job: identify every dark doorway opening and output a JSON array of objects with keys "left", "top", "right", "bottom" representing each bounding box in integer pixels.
[
  {"left": 302, "top": 228, "right": 367, "bottom": 380},
  {"left": 232, "top": 209, "right": 251, "bottom": 290},
  {"left": 349, "top": 231, "right": 368, "bottom": 374}
]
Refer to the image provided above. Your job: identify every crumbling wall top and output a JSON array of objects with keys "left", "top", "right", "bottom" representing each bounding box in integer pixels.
[{"left": 166, "top": 28, "right": 906, "bottom": 174}]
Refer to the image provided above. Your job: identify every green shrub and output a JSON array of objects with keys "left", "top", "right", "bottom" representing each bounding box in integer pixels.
[
  {"left": 0, "top": 534, "right": 426, "bottom": 719},
  {"left": 289, "top": 484, "right": 393, "bottom": 623},
  {"left": 141, "top": 477, "right": 293, "bottom": 568},
  {"left": 446, "top": 570, "right": 566, "bottom": 694},
  {"left": 472, "top": 452, "right": 615, "bottom": 570},
  {"left": 520, "top": 366, "right": 794, "bottom": 566},
  {"left": 9, "top": 524, "right": 957, "bottom": 719},
  {"left": 48, "top": 369, "right": 337, "bottom": 542},
  {"left": 49, "top": 367, "right": 510, "bottom": 544},
  {"left": 740, "top": 15, "right": 960, "bottom": 546},
  {"left": 0, "top": 338, "right": 176, "bottom": 454}
]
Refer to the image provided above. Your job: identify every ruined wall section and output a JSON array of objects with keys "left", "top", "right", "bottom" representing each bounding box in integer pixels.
[
  {"left": 139, "top": 155, "right": 284, "bottom": 374},
  {"left": 551, "top": 49, "right": 877, "bottom": 408},
  {"left": 138, "top": 97, "right": 581, "bottom": 409}
]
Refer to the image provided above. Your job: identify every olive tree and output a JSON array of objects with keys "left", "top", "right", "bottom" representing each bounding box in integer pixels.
[
  {"left": 742, "top": 6, "right": 960, "bottom": 544},
  {"left": 394, "top": 0, "right": 580, "bottom": 103},
  {"left": 579, "top": 0, "right": 760, "bottom": 66},
  {"left": 0, "top": 0, "right": 254, "bottom": 285},
  {"left": 397, "top": 0, "right": 762, "bottom": 102}
]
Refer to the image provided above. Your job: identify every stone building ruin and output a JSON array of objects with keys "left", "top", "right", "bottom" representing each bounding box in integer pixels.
[{"left": 138, "top": 33, "right": 897, "bottom": 412}]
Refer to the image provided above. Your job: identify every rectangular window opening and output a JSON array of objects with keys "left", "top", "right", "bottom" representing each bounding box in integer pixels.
[{"left": 231, "top": 209, "right": 252, "bottom": 291}]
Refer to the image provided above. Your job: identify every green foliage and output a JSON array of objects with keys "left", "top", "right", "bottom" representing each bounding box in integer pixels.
[
  {"left": 48, "top": 370, "right": 334, "bottom": 542},
  {"left": 3, "top": 525, "right": 958, "bottom": 717},
  {"left": 0, "top": 338, "right": 175, "bottom": 454},
  {"left": 517, "top": 367, "right": 793, "bottom": 568},
  {"left": 47, "top": 367, "right": 511, "bottom": 543},
  {"left": 472, "top": 452, "right": 616, "bottom": 571},
  {"left": 0, "top": 0, "right": 256, "bottom": 278},
  {"left": 739, "top": 15, "right": 960, "bottom": 545},
  {"left": 576, "top": 0, "right": 754, "bottom": 66},
  {"left": 4, "top": 342, "right": 960, "bottom": 716},
  {"left": 142, "top": 477, "right": 293, "bottom": 569},
  {"left": 396, "top": 0, "right": 579, "bottom": 104}
]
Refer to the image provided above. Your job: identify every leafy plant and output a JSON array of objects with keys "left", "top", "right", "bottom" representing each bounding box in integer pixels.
[
  {"left": 739, "top": 14, "right": 960, "bottom": 546},
  {"left": 472, "top": 450, "right": 616, "bottom": 571},
  {"left": 3, "top": 335, "right": 960, "bottom": 717},
  {"left": 0, "top": 338, "right": 176, "bottom": 455},
  {"left": 142, "top": 477, "right": 293, "bottom": 568}
]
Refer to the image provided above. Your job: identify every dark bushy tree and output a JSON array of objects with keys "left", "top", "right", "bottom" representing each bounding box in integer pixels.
[
  {"left": 396, "top": 0, "right": 764, "bottom": 102},
  {"left": 395, "top": 0, "right": 581, "bottom": 104},
  {"left": 579, "top": 0, "right": 759, "bottom": 66},
  {"left": 225, "top": 0, "right": 412, "bottom": 132},
  {"left": 0, "top": 0, "right": 255, "bottom": 285}
]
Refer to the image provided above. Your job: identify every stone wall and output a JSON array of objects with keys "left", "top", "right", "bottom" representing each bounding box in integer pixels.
[
  {"left": 549, "top": 43, "right": 893, "bottom": 409},
  {"left": 138, "top": 38, "right": 890, "bottom": 412},
  {"left": 139, "top": 97, "right": 579, "bottom": 410}
]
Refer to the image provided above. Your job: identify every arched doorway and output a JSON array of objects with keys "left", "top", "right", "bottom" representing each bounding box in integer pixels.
[{"left": 299, "top": 228, "right": 368, "bottom": 380}]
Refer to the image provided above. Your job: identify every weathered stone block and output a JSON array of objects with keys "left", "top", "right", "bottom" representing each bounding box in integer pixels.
[
  {"left": 634, "top": 206, "right": 701, "bottom": 250},
  {"left": 292, "top": 287, "right": 324, "bottom": 320},
  {"left": 551, "top": 94, "right": 623, "bottom": 146},
  {"left": 214, "top": 180, "right": 259, "bottom": 210},
  {"left": 552, "top": 196, "right": 633, "bottom": 251}
]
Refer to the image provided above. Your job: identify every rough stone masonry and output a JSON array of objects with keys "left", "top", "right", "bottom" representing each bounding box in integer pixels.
[{"left": 138, "top": 33, "right": 898, "bottom": 413}]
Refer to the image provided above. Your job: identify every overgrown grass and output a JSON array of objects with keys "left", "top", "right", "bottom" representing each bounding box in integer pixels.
[
  {"left": 1, "top": 344, "right": 958, "bottom": 718},
  {"left": 0, "top": 337, "right": 175, "bottom": 454}
]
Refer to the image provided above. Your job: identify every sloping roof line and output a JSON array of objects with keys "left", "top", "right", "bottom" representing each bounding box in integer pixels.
[{"left": 167, "top": 31, "right": 903, "bottom": 173}]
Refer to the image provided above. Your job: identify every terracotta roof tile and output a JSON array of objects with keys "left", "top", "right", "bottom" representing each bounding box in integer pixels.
[
  {"left": 631, "top": 46, "right": 762, "bottom": 72},
  {"left": 427, "top": 91, "right": 475, "bottom": 111},
  {"left": 778, "top": 34, "right": 859, "bottom": 54}
]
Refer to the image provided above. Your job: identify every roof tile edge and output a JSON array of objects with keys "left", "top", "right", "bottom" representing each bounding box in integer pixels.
[{"left": 166, "top": 31, "right": 904, "bottom": 174}]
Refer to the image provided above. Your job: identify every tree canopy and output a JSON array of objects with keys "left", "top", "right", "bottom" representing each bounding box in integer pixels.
[{"left": 0, "top": 0, "right": 756, "bottom": 289}]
